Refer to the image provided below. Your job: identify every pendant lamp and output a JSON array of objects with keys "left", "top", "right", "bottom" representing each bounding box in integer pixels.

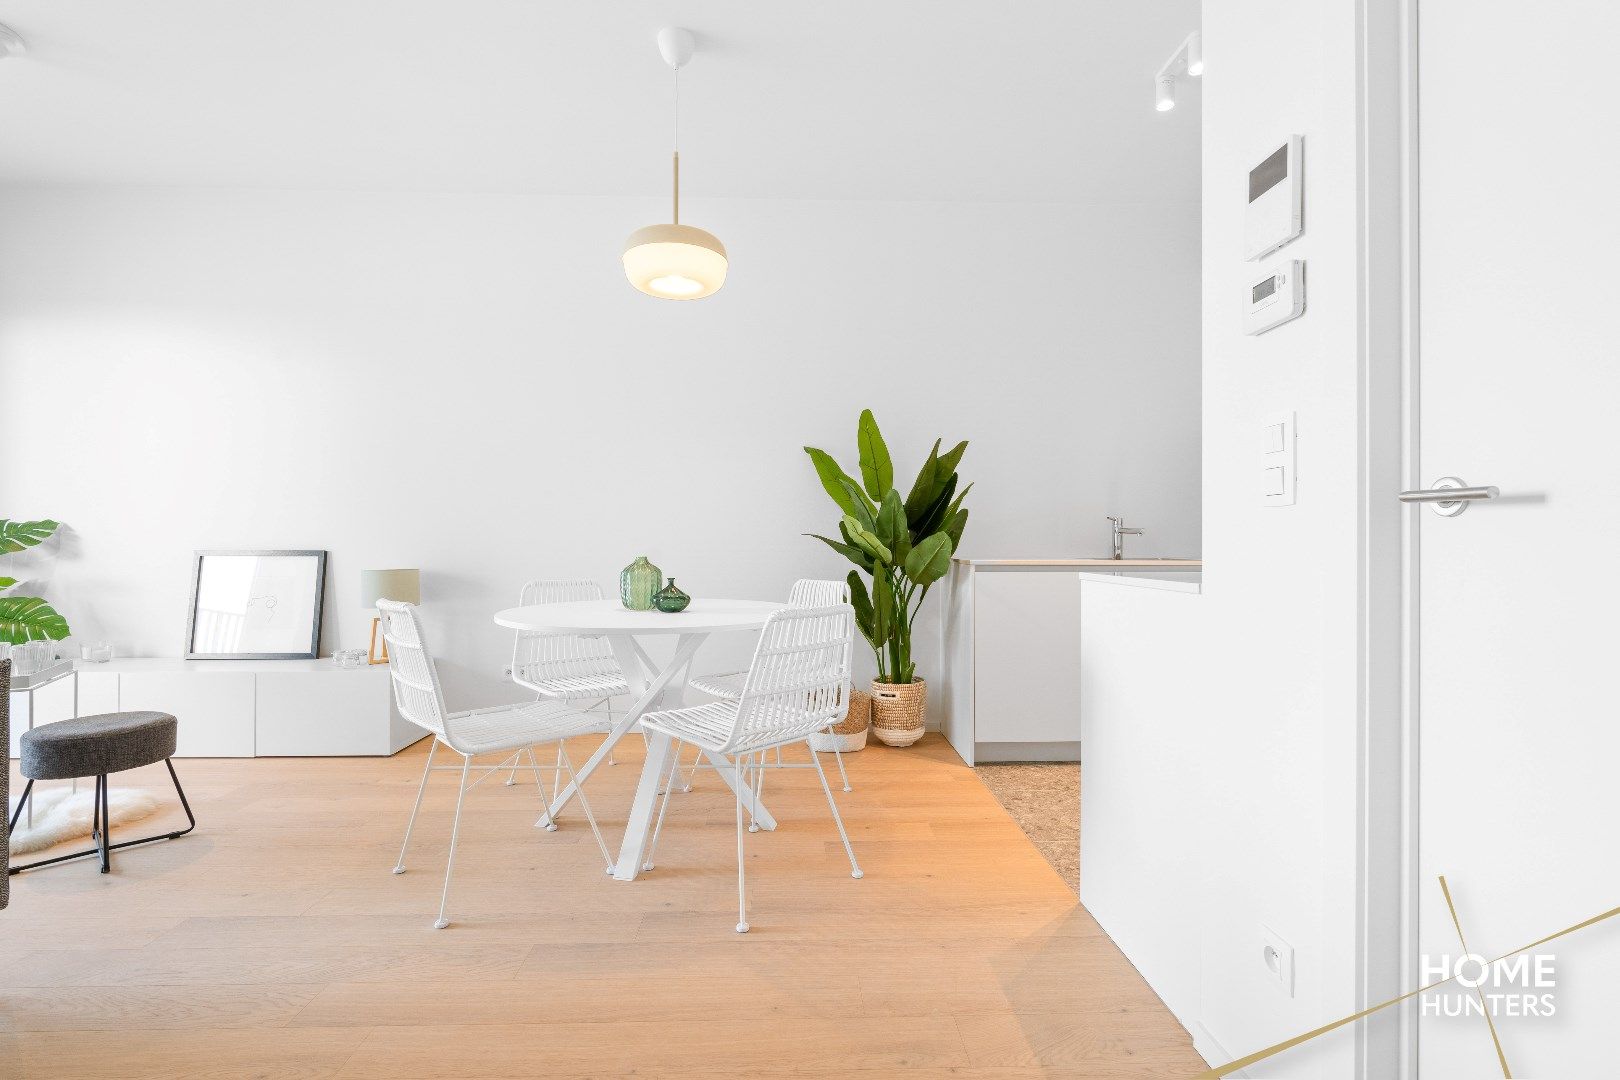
[{"left": 623, "top": 28, "right": 728, "bottom": 300}]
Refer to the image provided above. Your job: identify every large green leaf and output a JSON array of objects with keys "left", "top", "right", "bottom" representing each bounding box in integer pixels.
[
  {"left": 856, "top": 409, "right": 893, "bottom": 501},
  {"left": 0, "top": 595, "right": 70, "bottom": 643},
  {"left": 0, "top": 519, "right": 60, "bottom": 554},
  {"left": 903, "top": 440, "right": 943, "bottom": 523},
  {"left": 804, "top": 448, "right": 862, "bottom": 517},
  {"left": 871, "top": 571, "right": 895, "bottom": 644},
  {"left": 943, "top": 507, "right": 970, "bottom": 549},
  {"left": 913, "top": 474, "right": 959, "bottom": 541},
  {"left": 841, "top": 514, "right": 892, "bottom": 566},
  {"left": 836, "top": 476, "right": 878, "bottom": 532},
  {"left": 936, "top": 441, "right": 968, "bottom": 488},
  {"left": 874, "top": 485, "right": 913, "bottom": 563},
  {"left": 847, "top": 572, "right": 877, "bottom": 645},
  {"left": 807, "top": 533, "right": 874, "bottom": 573},
  {"left": 0, "top": 576, "right": 15, "bottom": 590},
  {"left": 903, "top": 533, "right": 954, "bottom": 586}
]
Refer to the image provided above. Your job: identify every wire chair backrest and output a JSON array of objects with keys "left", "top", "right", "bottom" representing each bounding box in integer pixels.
[
  {"left": 377, "top": 599, "right": 453, "bottom": 743},
  {"left": 511, "top": 579, "right": 616, "bottom": 677},
  {"left": 726, "top": 604, "right": 855, "bottom": 755},
  {"left": 787, "top": 578, "right": 851, "bottom": 608}
]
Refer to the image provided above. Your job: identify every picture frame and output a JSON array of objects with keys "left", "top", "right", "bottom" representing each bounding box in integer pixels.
[{"left": 184, "top": 550, "right": 327, "bottom": 660}]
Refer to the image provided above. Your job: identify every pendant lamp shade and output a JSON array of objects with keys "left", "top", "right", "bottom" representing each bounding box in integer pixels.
[
  {"left": 625, "top": 28, "right": 727, "bottom": 300},
  {"left": 623, "top": 223, "right": 727, "bottom": 300}
]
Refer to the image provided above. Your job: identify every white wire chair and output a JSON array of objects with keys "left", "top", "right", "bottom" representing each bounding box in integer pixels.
[
  {"left": 639, "top": 603, "right": 862, "bottom": 933},
  {"left": 508, "top": 579, "right": 630, "bottom": 785},
  {"left": 380, "top": 599, "right": 616, "bottom": 929},
  {"left": 687, "top": 579, "right": 854, "bottom": 804}
]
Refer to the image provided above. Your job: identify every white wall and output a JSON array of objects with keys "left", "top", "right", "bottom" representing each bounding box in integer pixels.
[
  {"left": 0, "top": 185, "right": 1199, "bottom": 706},
  {"left": 1080, "top": 2, "right": 1378, "bottom": 1076}
]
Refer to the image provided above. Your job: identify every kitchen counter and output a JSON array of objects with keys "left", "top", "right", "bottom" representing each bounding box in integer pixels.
[{"left": 954, "top": 558, "right": 1202, "bottom": 571}]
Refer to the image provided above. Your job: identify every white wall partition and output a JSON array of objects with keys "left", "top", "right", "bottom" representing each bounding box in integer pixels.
[{"left": 0, "top": 185, "right": 1200, "bottom": 705}]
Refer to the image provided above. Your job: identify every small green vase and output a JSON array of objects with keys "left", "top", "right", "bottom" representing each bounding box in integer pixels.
[
  {"left": 620, "top": 556, "right": 662, "bottom": 610},
  {"left": 652, "top": 578, "right": 691, "bottom": 613}
]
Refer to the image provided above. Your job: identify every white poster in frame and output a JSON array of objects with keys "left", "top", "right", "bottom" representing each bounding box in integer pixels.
[{"left": 185, "top": 550, "right": 327, "bottom": 659}]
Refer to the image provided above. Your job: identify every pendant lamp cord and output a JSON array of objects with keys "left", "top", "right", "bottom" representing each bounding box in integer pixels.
[{"left": 672, "top": 66, "right": 681, "bottom": 224}]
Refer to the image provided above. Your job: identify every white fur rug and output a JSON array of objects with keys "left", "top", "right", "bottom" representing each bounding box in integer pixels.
[{"left": 7, "top": 786, "right": 160, "bottom": 855}]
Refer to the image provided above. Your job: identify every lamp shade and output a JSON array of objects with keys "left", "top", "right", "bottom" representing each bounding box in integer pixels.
[
  {"left": 360, "top": 568, "right": 420, "bottom": 609},
  {"left": 623, "top": 223, "right": 728, "bottom": 300}
]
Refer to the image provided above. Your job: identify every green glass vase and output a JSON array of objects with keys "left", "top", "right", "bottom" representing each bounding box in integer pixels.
[
  {"left": 620, "top": 556, "right": 662, "bottom": 610},
  {"left": 652, "top": 578, "right": 691, "bottom": 613}
]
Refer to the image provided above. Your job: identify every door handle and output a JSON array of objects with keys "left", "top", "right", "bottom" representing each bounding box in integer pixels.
[{"left": 1398, "top": 476, "right": 1499, "bottom": 517}]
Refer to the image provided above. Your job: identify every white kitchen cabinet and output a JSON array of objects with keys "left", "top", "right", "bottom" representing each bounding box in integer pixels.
[
  {"left": 255, "top": 665, "right": 414, "bottom": 756},
  {"left": 939, "top": 557, "right": 1201, "bottom": 764}
]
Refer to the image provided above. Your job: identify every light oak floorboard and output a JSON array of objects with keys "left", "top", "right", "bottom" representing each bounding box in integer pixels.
[{"left": 5, "top": 733, "right": 1201, "bottom": 1078}]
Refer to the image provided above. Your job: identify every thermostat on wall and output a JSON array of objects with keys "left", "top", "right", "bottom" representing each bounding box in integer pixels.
[
  {"left": 1245, "top": 260, "right": 1304, "bottom": 335},
  {"left": 1245, "top": 135, "right": 1303, "bottom": 259}
]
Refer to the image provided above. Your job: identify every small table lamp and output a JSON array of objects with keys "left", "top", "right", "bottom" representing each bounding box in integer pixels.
[{"left": 360, "top": 568, "right": 420, "bottom": 665}]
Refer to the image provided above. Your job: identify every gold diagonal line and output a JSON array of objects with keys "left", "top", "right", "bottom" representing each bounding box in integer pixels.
[
  {"left": 1440, "top": 875, "right": 1512, "bottom": 1078},
  {"left": 1193, "top": 898, "right": 1620, "bottom": 1079}
]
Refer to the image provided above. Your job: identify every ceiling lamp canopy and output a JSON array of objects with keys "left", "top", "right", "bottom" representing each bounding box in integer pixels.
[{"left": 623, "top": 28, "right": 728, "bottom": 301}]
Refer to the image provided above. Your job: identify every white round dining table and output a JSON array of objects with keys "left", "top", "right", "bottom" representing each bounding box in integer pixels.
[{"left": 492, "top": 598, "right": 783, "bottom": 881}]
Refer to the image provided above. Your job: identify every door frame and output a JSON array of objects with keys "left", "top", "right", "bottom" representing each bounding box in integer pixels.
[{"left": 1355, "top": 0, "right": 1421, "bottom": 1076}]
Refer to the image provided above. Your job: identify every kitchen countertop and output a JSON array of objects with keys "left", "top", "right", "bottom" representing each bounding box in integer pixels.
[{"left": 953, "top": 557, "right": 1202, "bottom": 570}]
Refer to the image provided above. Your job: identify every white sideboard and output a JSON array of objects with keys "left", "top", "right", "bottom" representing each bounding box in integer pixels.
[
  {"left": 67, "top": 659, "right": 424, "bottom": 758},
  {"left": 939, "top": 557, "right": 1202, "bottom": 765},
  {"left": 6, "top": 662, "right": 79, "bottom": 758}
]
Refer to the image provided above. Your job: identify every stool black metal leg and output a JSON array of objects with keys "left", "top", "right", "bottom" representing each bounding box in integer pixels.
[
  {"left": 97, "top": 774, "right": 110, "bottom": 874},
  {"left": 8, "top": 760, "right": 197, "bottom": 876},
  {"left": 90, "top": 774, "right": 101, "bottom": 843},
  {"left": 8, "top": 779, "right": 32, "bottom": 836}
]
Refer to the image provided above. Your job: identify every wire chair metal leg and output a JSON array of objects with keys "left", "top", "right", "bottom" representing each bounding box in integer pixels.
[
  {"left": 747, "top": 751, "right": 767, "bottom": 833},
  {"left": 735, "top": 754, "right": 750, "bottom": 933},
  {"left": 553, "top": 742, "right": 566, "bottom": 801},
  {"left": 810, "top": 744, "right": 863, "bottom": 880},
  {"left": 527, "top": 747, "right": 558, "bottom": 831},
  {"left": 825, "top": 726, "right": 852, "bottom": 792},
  {"left": 558, "top": 745, "right": 615, "bottom": 874},
  {"left": 434, "top": 754, "right": 472, "bottom": 930},
  {"left": 681, "top": 743, "right": 700, "bottom": 792},
  {"left": 642, "top": 744, "right": 684, "bottom": 871},
  {"left": 394, "top": 738, "right": 438, "bottom": 874}
]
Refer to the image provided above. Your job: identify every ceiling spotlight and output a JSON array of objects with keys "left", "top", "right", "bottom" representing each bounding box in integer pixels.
[
  {"left": 1155, "top": 75, "right": 1176, "bottom": 112},
  {"left": 1154, "top": 30, "right": 1202, "bottom": 113}
]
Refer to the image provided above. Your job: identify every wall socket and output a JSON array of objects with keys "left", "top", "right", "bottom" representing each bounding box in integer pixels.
[{"left": 1261, "top": 925, "right": 1295, "bottom": 997}]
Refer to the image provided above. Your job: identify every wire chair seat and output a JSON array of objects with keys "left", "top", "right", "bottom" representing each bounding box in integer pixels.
[
  {"left": 513, "top": 658, "right": 631, "bottom": 702},
  {"left": 442, "top": 699, "right": 610, "bottom": 756},
  {"left": 687, "top": 671, "right": 747, "bottom": 699}
]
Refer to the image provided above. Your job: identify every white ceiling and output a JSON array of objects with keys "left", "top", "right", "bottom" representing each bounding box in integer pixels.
[{"left": 0, "top": 1, "right": 1200, "bottom": 204}]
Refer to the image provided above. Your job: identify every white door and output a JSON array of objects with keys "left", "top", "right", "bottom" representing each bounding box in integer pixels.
[{"left": 1417, "top": 2, "right": 1620, "bottom": 1073}]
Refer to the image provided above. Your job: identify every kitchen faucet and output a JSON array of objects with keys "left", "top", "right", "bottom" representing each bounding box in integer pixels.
[{"left": 1107, "top": 516, "right": 1143, "bottom": 560}]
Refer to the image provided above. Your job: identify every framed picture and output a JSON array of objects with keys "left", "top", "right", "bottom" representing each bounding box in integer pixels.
[{"left": 185, "top": 550, "right": 327, "bottom": 660}]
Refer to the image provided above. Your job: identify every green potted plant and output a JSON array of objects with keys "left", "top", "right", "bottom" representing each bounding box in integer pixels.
[
  {"left": 0, "top": 519, "right": 71, "bottom": 646},
  {"left": 804, "top": 411, "right": 969, "bottom": 746}
]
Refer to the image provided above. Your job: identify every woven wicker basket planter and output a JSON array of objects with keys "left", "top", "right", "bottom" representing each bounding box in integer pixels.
[
  {"left": 869, "top": 678, "right": 926, "bottom": 747},
  {"left": 809, "top": 688, "right": 870, "bottom": 753}
]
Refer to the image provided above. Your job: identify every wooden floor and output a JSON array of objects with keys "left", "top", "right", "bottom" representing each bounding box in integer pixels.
[{"left": 2, "top": 733, "right": 1202, "bottom": 1079}]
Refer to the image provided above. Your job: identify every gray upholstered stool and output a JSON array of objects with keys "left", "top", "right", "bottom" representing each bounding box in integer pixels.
[{"left": 8, "top": 711, "right": 196, "bottom": 875}]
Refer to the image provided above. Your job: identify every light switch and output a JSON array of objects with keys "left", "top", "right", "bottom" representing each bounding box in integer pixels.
[{"left": 1261, "top": 411, "right": 1296, "bottom": 506}]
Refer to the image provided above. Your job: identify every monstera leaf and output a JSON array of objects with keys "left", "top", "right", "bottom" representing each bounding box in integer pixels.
[
  {"left": 0, "top": 596, "right": 71, "bottom": 643},
  {"left": 0, "top": 519, "right": 59, "bottom": 554}
]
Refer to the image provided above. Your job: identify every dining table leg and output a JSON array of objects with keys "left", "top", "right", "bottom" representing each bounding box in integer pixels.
[{"left": 539, "top": 631, "right": 705, "bottom": 827}]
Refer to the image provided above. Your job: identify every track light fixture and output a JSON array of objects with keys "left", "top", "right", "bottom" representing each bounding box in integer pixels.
[{"left": 1153, "top": 31, "right": 1202, "bottom": 113}]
